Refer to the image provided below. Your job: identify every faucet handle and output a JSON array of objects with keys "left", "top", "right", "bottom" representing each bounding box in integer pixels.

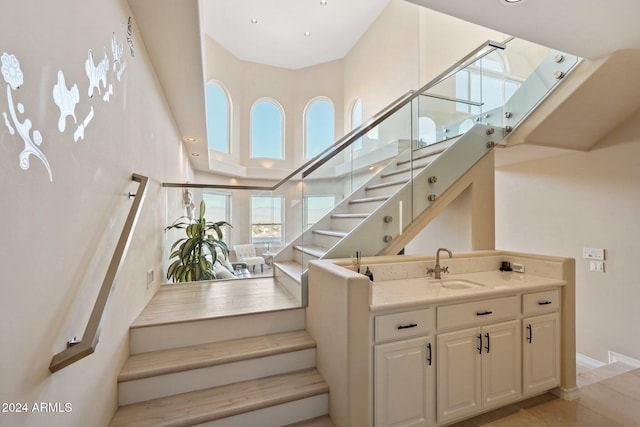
[
  {"left": 426, "top": 267, "right": 435, "bottom": 277},
  {"left": 441, "top": 266, "right": 449, "bottom": 274}
]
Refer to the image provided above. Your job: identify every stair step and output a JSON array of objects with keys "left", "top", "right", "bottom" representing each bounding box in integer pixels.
[
  {"left": 130, "top": 308, "right": 306, "bottom": 354},
  {"left": 331, "top": 213, "right": 368, "bottom": 219},
  {"left": 396, "top": 147, "right": 446, "bottom": 166},
  {"left": 119, "top": 330, "right": 316, "bottom": 383},
  {"left": 312, "top": 229, "right": 347, "bottom": 238},
  {"left": 294, "top": 245, "right": 326, "bottom": 258},
  {"left": 349, "top": 195, "right": 389, "bottom": 204},
  {"left": 380, "top": 164, "right": 427, "bottom": 179},
  {"left": 110, "top": 368, "right": 329, "bottom": 427},
  {"left": 365, "top": 179, "right": 408, "bottom": 191},
  {"left": 285, "top": 415, "right": 335, "bottom": 426},
  {"left": 275, "top": 261, "right": 303, "bottom": 280}
]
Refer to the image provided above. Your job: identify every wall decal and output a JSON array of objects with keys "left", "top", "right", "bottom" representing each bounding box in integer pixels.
[
  {"left": 2, "top": 53, "right": 53, "bottom": 181},
  {"left": 127, "top": 17, "right": 135, "bottom": 57},
  {"left": 73, "top": 106, "right": 94, "bottom": 142},
  {"left": 111, "top": 32, "right": 127, "bottom": 81},
  {"left": 52, "top": 70, "right": 79, "bottom": 132},
  {"left": 85, "top": 49, "right": 109, "bottom": 98}
]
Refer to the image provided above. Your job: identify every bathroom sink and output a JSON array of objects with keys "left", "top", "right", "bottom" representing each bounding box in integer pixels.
[{"left": 428, "top": 279, "right": 485, "bottom": 289}]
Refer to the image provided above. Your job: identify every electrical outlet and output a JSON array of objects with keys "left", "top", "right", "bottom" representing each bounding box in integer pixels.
[
  {"left": 146, "top": 268, "right": 154, "bottom": 288},
  {"left": 583, "top": 247, "right": 605, "bottom": 260},
  {"left": 590, "top": 261, "right": 605, "bottom": 273},
  {"left": 512, "top": 263, "right": 525, "bottom": 273}
]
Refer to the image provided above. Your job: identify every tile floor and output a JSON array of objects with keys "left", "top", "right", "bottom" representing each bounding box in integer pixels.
[{"left": 450, "top": 362, "right": 640, "bottom": 426}]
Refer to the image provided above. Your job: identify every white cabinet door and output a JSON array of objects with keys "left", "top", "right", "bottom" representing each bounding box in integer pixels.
[
  {"left": 481, "top": 320, "right": 521, "bottom": 409},
  {"left": 375, "top": 336, "right": 434, "bottom": 427},
  {"left": 523, "top": 312, "right": 560, "bottom": 396},
  {"left": 437, "top": 327, "right": 482, "bottom": 424}
]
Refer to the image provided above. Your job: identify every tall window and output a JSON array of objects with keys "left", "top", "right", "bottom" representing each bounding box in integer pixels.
[
  {"left": 305, "top": 98, "right": 335, "bottom": 159},
  {"left": 304, "top": 195, "right": 335, "bottom": 229},
  {"left": 455, "top": 51, "right": 521, "bottom": 114},
  {"left": 418, "top": 116, "right": 437, "bottom": 147},
  {"left": 251, "top": 195, "right": 283, "bottom": 245},
  {"left": 251, "top": 99, "right": 284, "bottom": 159},
  {"left": 351, "top": 99, "right": 363, "bottom": 150},
  {"left": 205, "top": 82, "right": 230, "bottom": 153},
  {"left": 203, "top": 192, "right": 231, "bottom": 243}
]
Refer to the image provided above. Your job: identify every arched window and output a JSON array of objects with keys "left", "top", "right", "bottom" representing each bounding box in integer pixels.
[
  {"left": 351, "top": 98, "right": 363, "bottom": 150},
  {"left": 455, "top": 50, "right": 521, "bottom": 114},
  {"left": 418, "top": 116, "right": 437, "bottom": 146},
  {"left": 458, "top": 118, "right": 475, "bottom": 134},
  {"left": 305, "top": 98, "right": 335, "bottom": 159},
  {"left": 251, "top": 99, "right": 284, "bottom": 159},
  {"left": 206, "top": 81, "right": 230, "bottom": 153}
]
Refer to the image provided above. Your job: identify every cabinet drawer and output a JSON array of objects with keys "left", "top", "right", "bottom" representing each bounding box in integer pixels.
[
  {"left": 375, "top": 308, "right": 433, "bottom": 343},
  {"left": 437, "top": 296, "right": 519, "bottom": 330},
  {"left": 523, "top": 289, "right": 560, "bottom": 315}
]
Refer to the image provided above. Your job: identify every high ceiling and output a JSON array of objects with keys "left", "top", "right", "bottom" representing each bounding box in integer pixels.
[{"left": 201, "top": 0, "right": 391, "bottom": 70}]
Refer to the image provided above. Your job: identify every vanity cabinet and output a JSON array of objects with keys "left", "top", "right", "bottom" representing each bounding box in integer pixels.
[
  {"left": 374, "top": 309, "right": 436, "bottom": 427},
  {"left": 436, "top": 320, "right": 521, "bottom": 424},
  {"left": 522, "top": 290, "right": 560, "bottom": 396}
]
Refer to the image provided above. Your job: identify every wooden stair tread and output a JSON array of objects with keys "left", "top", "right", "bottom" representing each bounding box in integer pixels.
[
  {"left": 285, "top": 415, "right": 335, "bottom": 426},
  {"left": 293, "top": 245, "right": 326, "bottom": 258},
  {"left": 349, "top": 195, "right": 389, "bottom": 204},
  {"left": 275, "top": 261, "right": 303, "bottom": 281},
  {"left": 110, "top": 368, "right": 328, "bottom": 427},
  {"left": 119, "top": 330, "right": 315, "bottom": 382},
  {"left": 331, "top": 213, "right": 368, "bottom": 219},
  {"left": 312, "top": 229, "right": 347, "bottom": 238},
  {"left": 365, "top": 179, "right": 408, "bottom": 190}
]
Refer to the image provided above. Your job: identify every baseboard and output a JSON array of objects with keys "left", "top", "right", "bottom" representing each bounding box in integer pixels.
[
  {"left": 608, "top": 351, "right": 640, "bottom": 368},
  {"left": 552, "top": 386, "right": 580, "bottom": 401},
  {"left": 576, "top": 353, "right": 606, "bottom": 369}
]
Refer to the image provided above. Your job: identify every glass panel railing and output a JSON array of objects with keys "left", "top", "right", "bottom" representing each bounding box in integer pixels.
[{"left": 161, "top": 37, "right": 580, "bottom": 307}]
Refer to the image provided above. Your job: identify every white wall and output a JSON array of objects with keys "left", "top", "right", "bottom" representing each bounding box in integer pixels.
[
  {"left": 0, "top": 0, "right": 190, "bottom": 426},
  {"left": 495, "top": 111, "right": 640, "bottom": 363}
]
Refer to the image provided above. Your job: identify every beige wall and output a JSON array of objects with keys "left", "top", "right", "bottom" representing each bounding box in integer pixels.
[
  {"left": 0, "top": 0, "right": 190, "bottom": 426},
  {"left": 495, "top": 111, "right": 640, "bottom": 363}
]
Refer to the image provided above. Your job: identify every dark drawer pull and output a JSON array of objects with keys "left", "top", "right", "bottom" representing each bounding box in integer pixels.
[
  {"left": 538, "top": 301, "right": 553, "bottom": 305},
  {"left": 476, "top": 311, "right": 493, "bottom": 316},
  {"left": 397, "top": 323, "right": 418, "bottom": 330}
]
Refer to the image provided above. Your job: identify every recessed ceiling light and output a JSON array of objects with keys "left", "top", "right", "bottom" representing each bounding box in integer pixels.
[
  {"left": 304, "top": 31, "right": 311, "bottom": 36},
  {"left": 503, "top": 0, "right": 523, "bottom": 3},
  {"left": 183, "top": 137, "right": 197, "bottom": 143},
  {"left": 250, "top": 18, "right": 258, "bottom": 24},
  {"left": 191, "top": 153, "right": 200, "bottom": 157},
  {"left": 320, "top": 0, "right": 328, "bottom": 5}
]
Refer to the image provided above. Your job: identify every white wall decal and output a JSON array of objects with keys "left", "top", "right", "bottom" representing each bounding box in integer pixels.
[
  {"left": 52, "top": 70, "right": 79, "bottom": 132},
  {"left": 73, "top": 107, "right": 94, "bottom": 142},
  {"left": 2, "top": 53, "right": 53, "bottom": 182},
  {"left": 111, "top": 32, "right": 127, "bottom": 82},
  {"left": 85, "top": 49, "right": 109, "bottom": 98}
]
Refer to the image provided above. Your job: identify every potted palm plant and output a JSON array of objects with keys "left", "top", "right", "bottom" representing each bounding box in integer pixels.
[{"left": 166, "top": 200, "right": 231, "bottom": 283}]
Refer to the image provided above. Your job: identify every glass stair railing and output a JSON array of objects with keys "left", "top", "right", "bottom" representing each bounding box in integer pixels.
[{"left": 163, "top": 37, "right": 579, "bottom": 307}]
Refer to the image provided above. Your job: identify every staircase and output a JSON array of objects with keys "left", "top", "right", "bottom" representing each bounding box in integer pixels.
[{"left": 110, "top": 305, "right": 331, "bottom": 426}]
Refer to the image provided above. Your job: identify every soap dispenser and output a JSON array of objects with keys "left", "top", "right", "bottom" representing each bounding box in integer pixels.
[{"left": 364, "top": 266, "right": 374, "bottom": 282}]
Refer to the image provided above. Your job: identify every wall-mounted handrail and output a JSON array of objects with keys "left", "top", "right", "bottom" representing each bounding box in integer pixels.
[
  {"left": 49, "top": 173, "right": 149, "bottom": 373},
  {"left": 162, "top": 39, "right": 506, "bottom": 190}
]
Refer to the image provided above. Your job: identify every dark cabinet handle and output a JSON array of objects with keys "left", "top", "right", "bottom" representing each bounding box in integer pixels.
[
  {"left": 526, "top": 324, "right": 532, "bottom": 343},
  {"left": 397, "top": 323, "right": 418, "bottom": 330},
  {"left": 477, "top": 334, "right": 483, "bottom": 354},
  {"left": 476, "top": 311, "right": 493, "bottom": 316},
  {"left": 427, "top": 342, "right": 432, "bottom": 366},
  {"left": 485, "top": 332, "right": 490, "bottom": 353},
  {"left": 538, "top": 301, "right": 552, "bottom": 305}
]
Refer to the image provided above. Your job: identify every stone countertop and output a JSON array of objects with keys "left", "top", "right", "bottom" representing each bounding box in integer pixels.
[{"left": 370, "top": 270, "right": 566, "bottom": 312}]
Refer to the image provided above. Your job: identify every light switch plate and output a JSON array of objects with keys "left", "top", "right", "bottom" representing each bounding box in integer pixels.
[
  {"left": 583, "top": 247, "right": 605, "bottom": 260},
  {"left": 590, "top": 261, "right": 605, "bottom": 272}
]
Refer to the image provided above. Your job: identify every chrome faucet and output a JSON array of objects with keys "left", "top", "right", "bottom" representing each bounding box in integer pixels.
[{"left": 427, "top": 247, "right": 453, "bottom": 279}]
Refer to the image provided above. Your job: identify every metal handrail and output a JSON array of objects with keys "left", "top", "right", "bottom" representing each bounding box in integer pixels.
[
  {"left": 162, "top": 39, "right": 506, "bottom": 190},
  {"left": 49, "top": 173, "right": 149, "bottom": 373}
]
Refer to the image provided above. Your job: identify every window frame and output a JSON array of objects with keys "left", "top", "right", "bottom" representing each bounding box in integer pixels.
[
  {"left": 205, "top": 80, "right": 231, "bottom": 154},
  {"left": 250, "top": 98, "right": 285, "bottom": 160},
  {"left": 304, "top": 96, "right": 335, "bottom": 160},
  {"left": 250, "top": 195, "right": 284, "bottom": 245}
]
